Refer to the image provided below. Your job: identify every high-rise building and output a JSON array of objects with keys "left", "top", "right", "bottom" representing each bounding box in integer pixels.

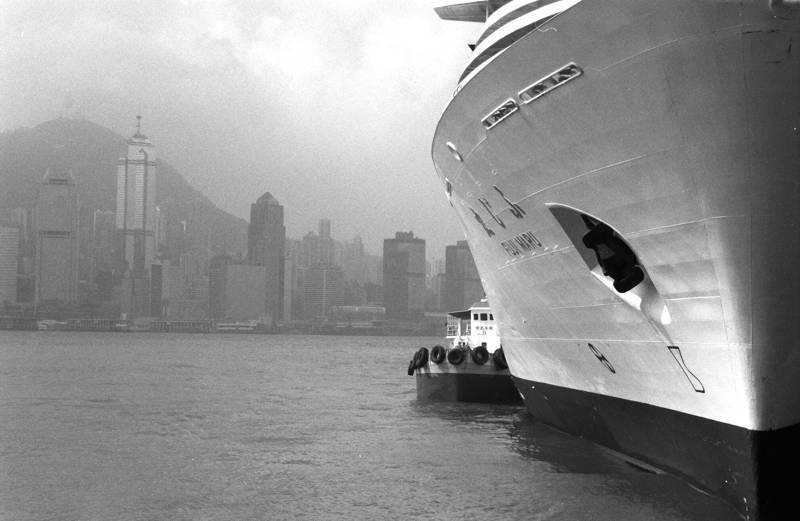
[
  {"left": 285, "top": 238, "right": 304, "bottom": 320},
  {"left": 116, "top": 116, "right": 157, "bottom": 318},
  {"left": 7, "top": 208, "right": 34, "bottom": 303},
  {"left": 247, "top": 192, "right": 285, "bottom": 323},
  {"left": 160, "top": 261, "right": 187, "bottom": 320},
  {"left": 318, "top": 218, "right": 331, "bottom": 239},
  {"left": 91, "top": 210, "right": 116, "bottom": 281},
  {"left": 444, "top": 240, "right": 484, "bottom": 311},
  {"left": 0, "top": 223, "right": 19, "bottom": 304},
  {"left": 383, "top": 231, "right": 426, "bottom": 319},
  {"left": 283, "top": 251, "right": 294, "bottom": 321},
  {"left": 35, "top": 170, "right": 79, "bottom": 304},
  {"left": 116, "top": 115, "right": 157, "bottom": 276},
  {"left": 342, "top": 235, "right": 368, "bottom": 284},
  {"left": 300, "top": 219, "right": 336, "bottom": 267},
  {"left": 209, "top": 255, "right": 267, "bottom": 321},
  {"left": 303, "top": 263, "right": 344, "bottom": 320}
]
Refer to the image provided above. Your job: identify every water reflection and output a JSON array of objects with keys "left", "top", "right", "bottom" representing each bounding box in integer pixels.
[{"left": 411, "top": 400, "right": 740, "bottom": 520}]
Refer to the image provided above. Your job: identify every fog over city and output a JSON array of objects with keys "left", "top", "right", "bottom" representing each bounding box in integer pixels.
[{"left": 0, "top": 0, "right": 478, "bottom": 254}]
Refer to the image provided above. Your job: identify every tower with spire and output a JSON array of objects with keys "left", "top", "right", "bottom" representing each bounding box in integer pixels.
[{"left": 116, "top": 115, "right": 157, "bottom": 317}]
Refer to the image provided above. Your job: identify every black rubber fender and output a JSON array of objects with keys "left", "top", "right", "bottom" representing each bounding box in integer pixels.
[
  {"left": 447, "top": 347, "right": 466, "bottom": 365},
  {"left": 492, "top": 347, "right": 508, "bottom": 369},
  {"left": 407, "top": 358, "right": 416, "bottom": 376},
  {"left": 430, "top": 345, "right": 446, "bottom": 364},
  {"left": 471, "top": 345, "right": 490, "bottom": 365},
  {"left": 413, "top": 347, "right": 429, "bottom": 368}
]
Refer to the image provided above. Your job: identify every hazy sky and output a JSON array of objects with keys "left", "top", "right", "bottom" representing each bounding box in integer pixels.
[{"left": 0, "top": 0, "right": 479, "bottom": 257}]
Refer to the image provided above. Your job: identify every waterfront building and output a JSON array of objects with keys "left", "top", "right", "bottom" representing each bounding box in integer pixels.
[
  {"left": 342, "top": 235, "right": 374, "bottom": 284},
  {"left": 209, "top": 255, "right": 267, "bottom": 321},
  {"left": 0, "top": 223, "right": 19, "bottom": 304},
  {"left": 283, "top": 251, "right": 294, "bottom": 321},
  {"left": 150, "top": 263, "right": 163, "bottom": 318},
  {"left": 6, "top": 208, "right": 34, "bottom": 304},
  {"left": 77, "top": 204, "right": 95, "bottom": 284},
  {"left": 10, "top": 207, "right": 34, "bottom": 278},
  {"left": 116, "top": 116, "right": 157, "bottom": 318},
  {"left": 116, "top": 115, "right": 157, "bottom": 276},
  {"left": 285, "top": 238, "right": 304, "bottom": 320},
  {"left": 383, "top": 231, "right": 426, "bottom": 319},
  {"left": 35, "top": 170, "right": 79, "bottom": 304},
  {"left": 160, "top": 262, "right": 186, "bottom": 319},
  {"left": 91, "top": 210, "right": 116, "bottom": 290},
  {"left": 328, "top": 305, "right": 385, "bottom": 323},
  {"left": 247, "top": 192, "right": 285, "bottom": 323},
  {"left": 444, "top": 240, "right": 483, "bottom": 312},
  {"left": 303, "top": 263, "right": 344, "bottom": 320}
]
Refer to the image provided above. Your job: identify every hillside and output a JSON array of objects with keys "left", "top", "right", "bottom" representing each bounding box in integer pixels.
[{"left": 0, "top": 118, "right": 246, "bottom": 256}]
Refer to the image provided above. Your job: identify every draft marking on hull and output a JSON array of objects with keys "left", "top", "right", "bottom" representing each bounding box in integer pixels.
[
  {"left": 588, "top": 342, "right": 616, "bottom": 374},
  {"left": 668, "top": 345, "right": 706, "bottom": 393}
]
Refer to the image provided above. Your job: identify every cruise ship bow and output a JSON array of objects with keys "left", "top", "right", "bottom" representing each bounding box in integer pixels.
[{"left": 431, "top": 0, "right": 800, "bottom": 519}]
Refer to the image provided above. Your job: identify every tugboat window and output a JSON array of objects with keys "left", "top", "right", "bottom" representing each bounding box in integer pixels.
[{"left": 480, "top": 313, "right": 488, "bottom": 320}]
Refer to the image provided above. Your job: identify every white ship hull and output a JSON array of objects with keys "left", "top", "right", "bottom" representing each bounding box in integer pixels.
[{"left": 432, "top": 0, "right": 800, "bottom": 518}]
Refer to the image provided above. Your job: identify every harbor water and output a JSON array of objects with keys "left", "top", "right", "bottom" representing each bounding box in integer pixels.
[{"left": 0, "top": 332, "right": 738, "bottom": 520}]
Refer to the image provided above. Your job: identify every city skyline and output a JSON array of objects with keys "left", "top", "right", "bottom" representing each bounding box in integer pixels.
[
  {"left": 0, "top": 1, "right": 477, "bottom": 256},
  {"left": 0, "top": 114, "right": 481, "bottom": 323}
]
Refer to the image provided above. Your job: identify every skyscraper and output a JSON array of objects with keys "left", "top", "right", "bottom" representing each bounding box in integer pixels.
[
  {"left": 303, "top": 263, "right": 344, "bottom": 320},
  {"left": 209, "top": 254, "right": 267, "bottom": 321},
  {"left": 383, "top": 231, "right": 426, "bottom": 319},
  {"left": 444, "top": 240, "right": 484, "bottom": 311},
  {"left": 91, "top": 210, "right": 116, "bottom": 285},
  {"left": 0, "top": 223, "right": 19, "bottom": 305},
  {"left": 35, "top": 170, "right": 79, "bottom": 304},
  {"left": 247, "top": 192, "right": 285, "bottom": 323},
  {"left": 116, "top": 115, "right": 157, "bottom": 276},
  {"left": 116, "top": 116, "right": 157, "bottom": 318},
  {"left": 318, "top": 218, "right": 335, "bottom": 266},
  {"left": 300, "top": 219, "right": 336, "bottom": 267}
]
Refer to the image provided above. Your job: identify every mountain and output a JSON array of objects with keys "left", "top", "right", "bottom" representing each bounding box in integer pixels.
[{"left": 0, "top": 118, "right": 247, "bottom": 257}]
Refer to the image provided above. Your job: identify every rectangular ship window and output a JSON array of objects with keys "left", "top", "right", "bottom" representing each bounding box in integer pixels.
[
  {"left": 482, "top": 99, "right": 519, "bottom": 130},
  {"left": 518, "top": 63, "right": 582, "bottom": 105}
]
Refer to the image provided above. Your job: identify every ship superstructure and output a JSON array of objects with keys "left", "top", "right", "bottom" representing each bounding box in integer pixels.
[{"left": 431, "top": 0, "right": 800, "bottom": 519}]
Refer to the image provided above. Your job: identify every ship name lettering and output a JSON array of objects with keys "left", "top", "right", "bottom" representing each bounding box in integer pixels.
[{"left": 501, "top": 231, "right": 542, "bottom": 257}]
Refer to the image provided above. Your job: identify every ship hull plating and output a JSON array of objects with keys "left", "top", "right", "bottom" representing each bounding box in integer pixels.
[
  {"left": 432, "top": 0, "right": 800, "bottom": 518},
  {"left": 515, "top": 376, "right": 800, "bottom": 519}
]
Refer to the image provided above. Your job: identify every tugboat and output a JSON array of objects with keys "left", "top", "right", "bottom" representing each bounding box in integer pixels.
[{"left": 408, "top": 299, "right": 521, "bottom": 404}]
